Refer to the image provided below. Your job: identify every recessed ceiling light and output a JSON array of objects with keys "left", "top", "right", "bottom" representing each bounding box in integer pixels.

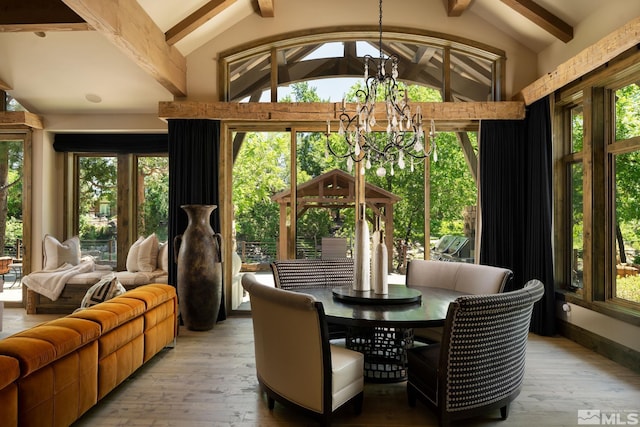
[{"left": 85, "top": 94, "right": 102, "bottom": 103}]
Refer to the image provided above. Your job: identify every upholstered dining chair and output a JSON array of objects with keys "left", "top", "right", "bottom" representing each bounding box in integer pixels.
[
  {"left": 270, "top": 258, "right": 354, "bottom": 290},
  {"left": 241, "top": 273, "right": 364, "bottom": 426},
  {"left": 271, "top": 258, "right": 354, "bottom": 340},
  {"left": 406, "top": 260, "right": 513, "bottom": 343},
  {"left": 406, "top": 279, "right": 544, "bottom": 427}
]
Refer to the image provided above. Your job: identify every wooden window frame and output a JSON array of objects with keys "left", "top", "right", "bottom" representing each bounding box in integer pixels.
[{"left": 555, "top": 49, "right": 640, "bottom": 326}]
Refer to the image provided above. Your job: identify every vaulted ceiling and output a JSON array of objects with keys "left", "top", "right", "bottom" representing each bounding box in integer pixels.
[{"left": 0, "top": 0, "right": 616, "bottom": 115}]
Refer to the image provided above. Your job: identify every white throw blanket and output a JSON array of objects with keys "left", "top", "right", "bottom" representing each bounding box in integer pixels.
[{"left": 22, "top": 259, "right": 109, "bottom": 301}]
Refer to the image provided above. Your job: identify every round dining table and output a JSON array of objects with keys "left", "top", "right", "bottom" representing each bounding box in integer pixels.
[{"left": 296, "top": 284, "right": 466, "bottom": 382}]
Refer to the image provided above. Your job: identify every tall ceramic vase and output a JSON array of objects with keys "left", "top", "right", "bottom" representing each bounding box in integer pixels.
[
  {"left": 353, "top": 203, "right": 370, "bottom": 292},
  {"left": 174, "top": 204, "right": 223, "bottom": 331}
]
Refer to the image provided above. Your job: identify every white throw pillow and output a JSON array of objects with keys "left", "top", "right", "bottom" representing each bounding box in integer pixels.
[
  {"left": 126, "top": 234, "right": 159, "bottom": 272},
  {"left": 79, "top": 273, "right": 126, "bottom": 309},
  {"left": 158, "top": 242, "right": 169, "bottom": 272},
  {"left": 126, "top": 236, "right": 145, "bottom": 272},
  {"left": 43, "top": 234, "right": 81, "bottom": 270}
]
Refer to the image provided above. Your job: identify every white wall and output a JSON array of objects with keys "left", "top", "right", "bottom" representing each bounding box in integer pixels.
[
  {"left": 537, "top": 1, "right": 640, "bottom": 75},
  {"left": 44, "top": 114, "right": 167, "bottom": 133},
  {"left": 30, "top": 129, "right": 58, "bottom": 272},
  {"left": 556, "top": 301, "right": 640, "bottom": 353},
  {"left": 185, "top": 0, "right": 539, "bottom": 100}
]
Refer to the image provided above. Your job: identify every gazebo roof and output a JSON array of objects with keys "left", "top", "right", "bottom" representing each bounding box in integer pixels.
[{"left": 271, "top": 168, "right": 401, "bottom": 208}]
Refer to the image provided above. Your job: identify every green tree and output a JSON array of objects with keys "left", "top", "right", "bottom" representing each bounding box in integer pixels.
[
  {"left": 234, "top": 81, "right": 478, "bottom": 268},
  {"left": 233, "top": 132, "right": 289, "bottom": 246},
  {"left": 614, "top": 83, "right": 640, "bottom": 264},
  {"left": 78, "top": 156, "right": 117, "bottom": 241},
  {"left": 137, "top": 157, "right": 169, "bottom": 242},
  {"left": 0, "top": 140, "right": 23, "bottom": 254}
]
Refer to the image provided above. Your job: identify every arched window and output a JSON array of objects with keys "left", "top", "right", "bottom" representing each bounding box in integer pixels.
[{"left": 220, "top": 28, "right": 505, "bottom": 103}]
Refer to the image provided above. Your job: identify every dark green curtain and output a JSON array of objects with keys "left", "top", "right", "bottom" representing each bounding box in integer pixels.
[
  {"left": 479, "top": 97, "right": 555, "bottom": 336},
  {"left": 168, "top": 119, "right": 225, "bottom": 321}
]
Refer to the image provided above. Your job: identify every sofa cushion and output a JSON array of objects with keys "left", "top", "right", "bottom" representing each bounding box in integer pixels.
[
  {"left": 0, "top": 318, "right": 100, "bottom": 376},
  {"left": 126, "top": 234, "right": 159, "bottom": 273},
  {"left": 79, "top": 273, "right": 126, "bottom": 309},
  {"left": 158, "top": 242, "right": 169, "bottom": 272},
  {"left": 123, "top": 284, "right": 177, "bottom": 309},
  {"left": 116, "top": 270, "right": 166, "bottom": 285},
  {"left": 0, "top": 355, "right": 20, "bottom": 389},
  {"left": 43, "top": 235, "right": 81, "bottom": 270},
  {"left": 71, "top": 298, "right": 146, "bottom": 334},
  {"left": 0, "top": 355, "right": 19, "bottom": 427}
]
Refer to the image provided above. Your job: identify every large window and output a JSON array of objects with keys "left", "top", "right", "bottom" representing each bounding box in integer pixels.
[
  {"left": 221, "top": 29, "right": 505, "bottom": 103},
  {"left": 136, "top": 156, "right": 169, "bottom": 243},
  {"left": 77, "top": 155, "right": 117, "bottom": 267},
  {"left": 223, "top": 30, "right": 488, "bottom": 312},
  {"left": 557, "top": 55, "right": 640, "bottom": 316},
  {"left": 72, "top": 153, "right": 168, "bottom": 270},
  {"left": 612, "top": 83, "right": 640, "bottom": 305},
  {"left": 568, "top": 105, "right": 584, "bottom": 291}
]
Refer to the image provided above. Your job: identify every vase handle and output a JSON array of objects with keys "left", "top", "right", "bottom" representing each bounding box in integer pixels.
[
  {"left": 213, "top": 232, "right": 223, "bottom": 262},
  {"left": 173, "top": 234, "right": 183, "bottom": 263}
]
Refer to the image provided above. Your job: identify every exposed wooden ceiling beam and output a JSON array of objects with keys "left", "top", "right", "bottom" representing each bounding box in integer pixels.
[
  {"left": 165, "top": 0, "right": 237, "bottom": 46},
  {"left": 158, "top": 101, "right": 525, "bottom": 122},
  {"left": 500, "top": 0, "right": 573, "bottom": 43},
  {"left": 0, "top": 22, "right": 91, "bottom": 32},
  {"left": 446, "top": 0, "right": 472, "bottom": 17},
  {"left": 0, "top": 0, "right": 90, "bottom": 32},
  {"left": 0, "top": 111, "right": 44, "bottom": 129},
  {"left": 62, "top": 0, "right": 187, "bottom": 97},
  {"left": 257, "top": 0, "right": 275, "bottom": 18},
  {"left": 0, "top": 78, "right": 11, "bottom": 91},
  {"left": 516, "top": 15, "right": 640, "bottom": 105}
]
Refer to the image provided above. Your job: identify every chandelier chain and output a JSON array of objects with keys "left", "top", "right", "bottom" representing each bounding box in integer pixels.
[{"left": 378, "top": 0, "right": 383, "bottom": 61}]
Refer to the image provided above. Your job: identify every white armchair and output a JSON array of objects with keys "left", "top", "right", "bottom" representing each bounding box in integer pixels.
[{"left": 241, "top": 273, "right": 364, "bottom": 426}]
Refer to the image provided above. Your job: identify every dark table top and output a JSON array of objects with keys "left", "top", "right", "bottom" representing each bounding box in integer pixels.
[{"left": 298, "top": 285, "right": 466, "bottom": 328}]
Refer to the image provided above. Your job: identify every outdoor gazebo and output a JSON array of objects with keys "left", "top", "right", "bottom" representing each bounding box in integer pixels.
[{"left": 271, "top": 169, "right": 401, "bottom": 269}]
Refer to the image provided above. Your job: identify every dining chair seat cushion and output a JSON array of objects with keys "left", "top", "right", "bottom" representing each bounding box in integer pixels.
[{"left": 330, "top": 344, "right": 364, "bottom": 411}]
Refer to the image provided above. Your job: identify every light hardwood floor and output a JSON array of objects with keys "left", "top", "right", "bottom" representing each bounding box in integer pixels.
[{"left": 2, "top": 307, "right": 639, "bottom": 426}]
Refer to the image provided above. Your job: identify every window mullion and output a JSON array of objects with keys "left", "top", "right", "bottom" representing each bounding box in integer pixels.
[{"left": 584, "top": 87, "right": 608, "bottom": 302}]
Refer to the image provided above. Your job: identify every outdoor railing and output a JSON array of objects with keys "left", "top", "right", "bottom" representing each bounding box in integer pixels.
[{"left": 80, "top": 239, "right": 117, "bottom": 267}]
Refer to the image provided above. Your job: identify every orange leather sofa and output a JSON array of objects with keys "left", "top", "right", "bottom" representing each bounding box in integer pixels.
[{"left": 0, "top": 283, "right": 177, "bottom": 427}]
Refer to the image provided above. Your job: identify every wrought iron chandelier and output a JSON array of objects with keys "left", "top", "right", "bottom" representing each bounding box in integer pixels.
[{"left": 326, "top": 0, "right": 436, "bottom": 177}]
